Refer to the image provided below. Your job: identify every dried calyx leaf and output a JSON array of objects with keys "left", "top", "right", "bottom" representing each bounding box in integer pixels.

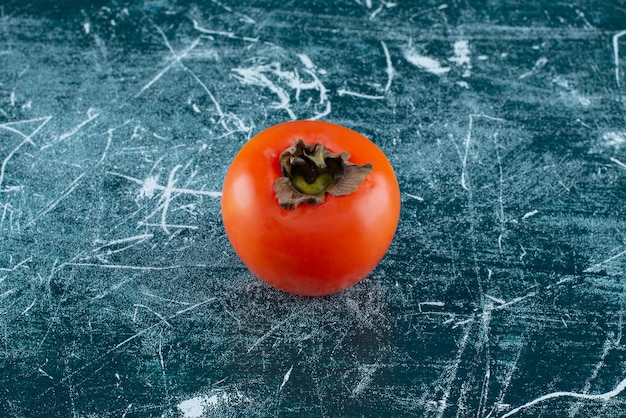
[{"left": 274, "top": 139, "right": 373, "bottom": 209}]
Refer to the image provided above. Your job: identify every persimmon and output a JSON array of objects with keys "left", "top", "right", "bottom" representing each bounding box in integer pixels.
[{"left": 221, "top": 120, "right": 400, "bottom": 296}]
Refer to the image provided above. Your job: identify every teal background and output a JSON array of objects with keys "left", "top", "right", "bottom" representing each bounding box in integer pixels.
[{"left": 1, "top": 1, "right": 626, "bottom": 417}]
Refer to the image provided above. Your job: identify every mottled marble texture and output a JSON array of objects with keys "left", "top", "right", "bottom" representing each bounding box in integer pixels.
[{"left": 1, "top": 1, "right": 625, "bottom": 416}]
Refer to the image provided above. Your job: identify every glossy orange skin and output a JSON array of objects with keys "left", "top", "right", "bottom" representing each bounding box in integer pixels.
[{"left": 221, "top": 120, "right": 401, "bottom": 296}]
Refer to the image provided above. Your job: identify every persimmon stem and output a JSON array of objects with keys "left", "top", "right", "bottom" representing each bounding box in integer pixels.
[
  {"left": 292, "top": 172, "right": 334, "bottom": 195},
  {"left": 273, "top": 140, "right": 373, "bottom": 209}
]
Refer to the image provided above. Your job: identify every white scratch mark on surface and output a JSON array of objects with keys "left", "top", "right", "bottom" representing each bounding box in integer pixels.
[
  {"left": 0, "top": 203, "right": 10, "bottom": 231},
  {"left": 519, "top": 57, "right": 548, "bottom": 79},
  {"left": 37, "top": 367, "right": 54, "bottom": 380},
  {"left": 338, "top": 41, "right": 393, "bottom": 99},
  {"left": 382, "top": 41, "right": 394, "bottom": 93},
  {"left": 0, "top": 116, "right": 52, "bottom": 192},
  {"left": 419, "top": 301, "right": 445, "bottom": 311},
  {"left": 159, "top": 164, "right": 182, "bottom": 234},
  {"left": 308, "top": 101, "right": 332, "bottom": 120},
  {"left": 477, "top": 303, "right": 494, "bottom": 417},
  {"left": 500, "top": 375, "right": 626, "bottom": 418},
  {"left": 0, "top": 257, "right": 31, "bottom": 272},
  {"left": 486, "top": 335, "right": 526, "bottom": 418},
  {"left": 184, "top": 67, "right": 234, "bottom": 131},
  {"left": 105, "top": 326, "right": 158, "bottom": 358},
  {"left": 97, "top": 128, "right": 114, "bottom": 165},
  {"left": 613, "top": 30, "right": 626, "bottom": 87},
  {"left": 302, "top": 69, "right": 331, "bottom": 119},
  {"left": 485, "top": 294, "right": 506, "bottom": 305},
  {"left": 279, "top": 365, "right": 294, "bottom": 391},
  {"left": 568, "top": 334, "right": 615, "bottom": 416},
  {"left": 232, "top": 64, "right": 297, "bottom": 119},
  {"left": 93, "top": 234, "right": 153, "bottom": 252},
  {"left": 47, "top": 108, "right": 99, "bottom": 148},
  {"left": 297, "top": 53, "right": 315, "bottom": 69},
  {"left": 521, "top": 210, "right": 539, "bottom": 220},
  {"left": 610, "top": 157, "right": 626, "bottom": 170},
  {"left": 337, "top": 89, "right": 385, "bottom": 100},
  {"left": 133, "top": 304, "right": 172, "bottom": 328},
  {"left": 248, "top": 315, "right": 293, "bottom": 353},
  {"left": 555, "top": 276, "right": 574, "bottom": 286},
  {"left": 138, "top": 222, "right": 198, "bottom": 230},
  {"left": 405, "top": 193, "right": 424, "bottom": 201},
  {"left": 403, "top": 47, "right": 450, "bottom": 75},
  {"left": 494, "top": 132, "right": 506, "bottom": 252},
  {"left": 135, "top": 34, "right": 202, "bottom": 98},
  {"left": 452, "top": 318, "right": 474, "bottom": 329},
  {"left": 174, "top": 297, "right": 216, "bottom": 316},
  {"left": 158, "top": 331, "right": 165, "bottom": 373},
  {"left": 436, "top": 323, "right": 472, "bottom": 417},
  {"left": 152, "top": 26, "right": 243, "bottom": 133},
  {"left": 370, "top": 4, "right": 383, "bottom": 18},
  {"left": 460, "top": 114, "right": 475, "bottom": 191},
  {"left": 121, "top": 404, "right": 133, "bottom": 418},
  {"left": 192, "top": 19, "right": 259, "bottom": 42},
  {"left": 21, "top": 298, "right": 37, "bottom": 315},
  {"left": 208, "top": 0, "right": 256, "bottom": 24},
  {"left": 584, "top": 247, "right": 626, "bottom": 273},
  {"left": 65, "top": 263, "right": 185, "bottom": 271},
  {"left": 369, "top": 1, "right": 397, "bottom": 20},
  {"left": 53, "top": 297, "right": 216, "bottom": 391},
  {"left": 574, "top": 8, "right": 594, "bottom": 29},
  {"left": 92, "top": 277, "right": 134, "bottom": 300},
  {"left": 26, "top": 173, "right": 86, "bottom": 227},
  {"left": 109, "top": 166, "right": 220, "bottom": 234},
  {"left": 141, "top": 290, "right": 193, "bottom": 306},
  {"left": 233, "top": 54, "right": 330, "bottom": 120},
  {"left": 494, "top": 293, "right": 535, "bottom": 310},
  {"left": 460, "top": 114, "right": 506, "bottom": 191},
  {"left": 351, "top": 364, "right": 380, "bottom": 397}
]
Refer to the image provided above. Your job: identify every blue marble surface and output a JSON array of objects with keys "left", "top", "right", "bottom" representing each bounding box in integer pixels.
[{"left": 1, "top": 1, "right": 626, "bottom": 417}]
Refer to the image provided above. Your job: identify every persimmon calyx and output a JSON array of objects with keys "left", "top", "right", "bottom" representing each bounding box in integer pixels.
[{"left": 274, "top": 139, "right": 373, "bottom": 209}]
